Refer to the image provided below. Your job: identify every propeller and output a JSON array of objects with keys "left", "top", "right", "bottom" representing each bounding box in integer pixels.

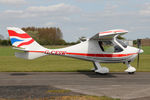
[{"left": 137, "top": 39, "right": 141, "bottom": 69}]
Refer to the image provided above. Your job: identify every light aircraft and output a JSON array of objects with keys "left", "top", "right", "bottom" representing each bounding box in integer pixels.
[{"left": 7, "top": 27, "right": 143, "bottom": 74}]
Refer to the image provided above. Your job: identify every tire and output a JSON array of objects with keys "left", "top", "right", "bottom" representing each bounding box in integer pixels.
[{"left": 128, "top": 72, "right": 135, "bottom": 74}]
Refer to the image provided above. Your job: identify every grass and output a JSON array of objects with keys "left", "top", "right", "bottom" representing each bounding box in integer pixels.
[
  {"left": 141, "top": 46, "right": 150, "bottom": 55},
  {"left": 0, "top": 46, "right": 149, "bottom": 72},
  {"left": 47, "top": 89, "right": 71, "bottom": 93},
  {"left": 0, "top": 96, "right": 119, "bottom": 100}
]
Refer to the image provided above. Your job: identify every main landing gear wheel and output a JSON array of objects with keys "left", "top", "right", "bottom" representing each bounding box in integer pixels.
[{"left": 93, "top": 62, "right": 109, "bottom": 74}]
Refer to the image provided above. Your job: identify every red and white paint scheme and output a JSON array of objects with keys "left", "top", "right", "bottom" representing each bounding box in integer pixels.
[{"left": 7, "top": 27, "right": 143, "bottom": 74}]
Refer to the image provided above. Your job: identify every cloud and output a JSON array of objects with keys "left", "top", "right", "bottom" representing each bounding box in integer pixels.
[
  {"left": 45, "top": 22, "right": 56, "bottom": 26},
  {"left": 4, "top": 10, "right": 23, "bottom": 14},
  {"left": 0, "top": 0, "right": 26, "bottom": 5},
  {"left": 79, "top": 27, "right": 88, "bottom": 31},
  {"left": 75, "top": 0, "right": 100, "bottom": 2},
  {"left": 104, "top": 4, "right": 118, "bottom": 13},
  {"left": 1, "top": 1, "right": 150, "bottom": 42},
  {"left": 26, "top": 3, "right": 81, "bottom": 15},
  {"left": 2, "top": 10, "right": 37, "bottom": 18},
  {"left": 1, "top": 3, "right": 81, "bottom": 19},
  {"left": 139, "top": 3, "right": 150, "bottom": 16}
]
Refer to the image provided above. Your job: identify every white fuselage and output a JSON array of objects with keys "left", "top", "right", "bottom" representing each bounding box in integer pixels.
[{"left": 35, "top": 39, "right": 140, "bottom": 63}]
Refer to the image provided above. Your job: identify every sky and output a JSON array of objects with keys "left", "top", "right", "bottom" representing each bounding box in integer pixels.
[{"left": 0, "top": 0, "right": 150, "bottom": 42}]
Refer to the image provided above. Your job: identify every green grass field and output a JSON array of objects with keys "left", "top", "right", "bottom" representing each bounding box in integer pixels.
[{"left": 0, "top": 46, "right": 149, "bottom": 72}]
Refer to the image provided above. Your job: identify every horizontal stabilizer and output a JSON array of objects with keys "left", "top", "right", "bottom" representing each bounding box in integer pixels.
[
  {"left": 15, "top": 52, "right": 46, "bottom": 60},
  {"left": 13, "top": 47, "right": 28, "bottom": 51}
]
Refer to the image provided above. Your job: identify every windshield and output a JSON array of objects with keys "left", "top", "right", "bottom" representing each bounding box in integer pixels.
[
  {"left": 116, "top": 39, "right": 127, "bottom": 48},
  {"left": 98, "top": 40, "right": 123, "bottom": 53}
]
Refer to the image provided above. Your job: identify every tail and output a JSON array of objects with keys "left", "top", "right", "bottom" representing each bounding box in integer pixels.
[{"left": 7, "top": 27, "right": 47, "bottom": 59}]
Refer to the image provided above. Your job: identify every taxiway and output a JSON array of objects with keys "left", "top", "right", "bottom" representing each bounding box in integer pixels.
[{"left": 0, "top": 72, "right": 150, "bottom": 100}]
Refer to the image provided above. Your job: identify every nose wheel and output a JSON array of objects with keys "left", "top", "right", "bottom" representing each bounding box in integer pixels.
[
  {"left": 128, "top": 72, "right": 135, "bottom": 74},
  {"left": 125, "top": 62, "right": 136, "bottom": 74}
]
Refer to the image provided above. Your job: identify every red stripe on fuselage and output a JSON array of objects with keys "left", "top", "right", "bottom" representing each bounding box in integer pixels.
[
  {"left": 29, "top": 51, "right": 45, "bottom": 53},
  {"left": 17, "top": 39, "right": 34, "bottom": 47},
  {"left": 66, "top": 52, "right": 137, "bottom": 57},
  {"left": 28, "top": 50, "right": 137, "bottom": 58},
  {"left": 8, "top": 30, "right": 31, "bottom": 38}
]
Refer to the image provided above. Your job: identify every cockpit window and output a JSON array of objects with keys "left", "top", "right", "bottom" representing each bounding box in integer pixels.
[
  {"left": 116, "top": 39, "right": 127, "bottom": 48},
  {"left": 98, "top": 40, "right": 123, "bottom": 53}
]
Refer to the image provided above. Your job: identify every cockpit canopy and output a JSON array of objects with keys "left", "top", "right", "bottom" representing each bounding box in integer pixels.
[
  {"left": 89, "top": 29, "right": 128, "bottom": 53},
  {"left": 98, "top": 39, "right": 127, "bottom": 53}
]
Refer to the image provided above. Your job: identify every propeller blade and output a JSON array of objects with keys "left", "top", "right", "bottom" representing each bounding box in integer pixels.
[
  {"left": 137, "top": 53, "right": 139, "bottom": 69},
  {"left": 137, "top": 39, "right": 141, "bottom": 48},
  {"left": 137, "top": 39, "right": 141, "bottom": 69}
]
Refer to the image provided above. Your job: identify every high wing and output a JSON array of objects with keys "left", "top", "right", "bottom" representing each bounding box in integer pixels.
[{"left": 90, "top": 29, "right": 128, "bottom": 40}]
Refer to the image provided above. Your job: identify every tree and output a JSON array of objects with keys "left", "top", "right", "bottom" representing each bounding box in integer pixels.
[
  {"left": 0, "top": 34, "right": 4, "bottom": 40},
  {"left": 22, "top": 27, "right": 66, "bottom": 45},
  {"left": 0, "top": 40, "right": 11, "bottom": 46}
]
